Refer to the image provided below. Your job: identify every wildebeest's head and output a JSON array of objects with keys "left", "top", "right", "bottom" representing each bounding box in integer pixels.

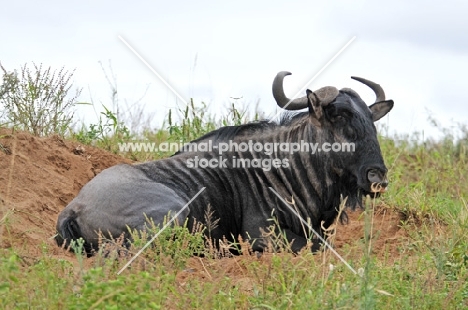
[{"left": 272, "top": 71, "right": 394, "bottom": 205}]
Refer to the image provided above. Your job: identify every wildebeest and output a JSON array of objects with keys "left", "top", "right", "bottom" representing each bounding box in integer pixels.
[{"left": 55, "top": 71, "right": 393, "bottom": 254}]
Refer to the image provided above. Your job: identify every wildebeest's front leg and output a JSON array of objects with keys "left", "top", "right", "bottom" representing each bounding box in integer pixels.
[{"left": 282, "top": 228, "right": 323, "bottom": 253}]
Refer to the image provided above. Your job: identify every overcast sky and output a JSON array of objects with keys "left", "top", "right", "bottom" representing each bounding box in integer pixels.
[{"left": 2, "top": 0, "right": 467, "bottom": 139}]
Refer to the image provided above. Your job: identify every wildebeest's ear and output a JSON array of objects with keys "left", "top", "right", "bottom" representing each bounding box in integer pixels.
[
  {"left": 306, "top": 89, "right": 323, "bottom": 120},
  {"left": 369, "top": 100, "right": 394, "bottom": 122}
]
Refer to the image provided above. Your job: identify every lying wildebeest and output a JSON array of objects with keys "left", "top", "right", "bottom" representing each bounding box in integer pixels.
[{"left": 56, "top": 71, "right": 393, "bottom": 255}]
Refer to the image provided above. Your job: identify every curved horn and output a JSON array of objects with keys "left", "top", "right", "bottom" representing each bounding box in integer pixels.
[
  {"left": 351, "top": 76, "right": 386, "bottom": 102},
  {"left": 272, "top": 71, "right": 308, "bottom": 110}
]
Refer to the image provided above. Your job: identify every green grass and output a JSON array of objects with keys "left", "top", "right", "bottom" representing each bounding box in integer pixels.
[
  {"left": 1, "top": 228, "right": 467, "bottom": 309},
  {"left": 1, "top": 80, "right": 468, "bottom": 308}
]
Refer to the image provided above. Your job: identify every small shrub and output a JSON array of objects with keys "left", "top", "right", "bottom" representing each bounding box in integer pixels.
[
  {"left": 0, "top": 62, "right": 81, "bottom": 136},
  {"left": 127, "top": 216, "right": 206, "bottom": 270}
]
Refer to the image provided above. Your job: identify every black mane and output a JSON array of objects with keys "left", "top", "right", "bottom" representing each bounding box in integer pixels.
[{"left": 173, "top": 111, "right": 310, "bottom": 157}]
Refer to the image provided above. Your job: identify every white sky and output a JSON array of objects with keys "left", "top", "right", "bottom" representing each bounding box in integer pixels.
[{"left": 2, "top": 0, "right": 468, "bottom": 140}]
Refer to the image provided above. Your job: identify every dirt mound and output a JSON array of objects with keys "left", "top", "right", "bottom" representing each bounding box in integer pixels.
[
  {"left": 0, "top": 129, "right": 131, "bottom": 258},
  {"left": 0, "top": 129, "right": 407, "bottom": 264}
]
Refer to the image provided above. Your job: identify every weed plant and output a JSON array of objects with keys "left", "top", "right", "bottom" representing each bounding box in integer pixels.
[{"left": 0, "top": 62, "right": 81, "bottom": 136}]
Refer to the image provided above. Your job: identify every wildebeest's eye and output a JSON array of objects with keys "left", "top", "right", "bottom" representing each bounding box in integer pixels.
[
  {"left": 328, "top": 110, "right": 353, "bottom": 125},
  {"left": 327, "top": 108, "right": 357, "bottom": 139},
  {"left": 334, "top": 115, "right": 345, "bottom": 122},
  {"left": 343, "top": 125, "right": 357, "bottom": 140}
]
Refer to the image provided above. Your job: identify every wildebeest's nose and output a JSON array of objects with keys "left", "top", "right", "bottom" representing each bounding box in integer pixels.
[{"left": 367, "top": 168, "right": 388, "bottom": 187}]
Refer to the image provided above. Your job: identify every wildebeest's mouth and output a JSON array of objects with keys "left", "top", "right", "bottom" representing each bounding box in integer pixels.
[
  {"left": 370, "top": 182, "right": 388, "bottom": 193},
  {"left": 355, "top": 169, "right": 389, "bottom": 199},
  {"left": 359, "top": 183, "right": 388, "bottom": 199},
  {"left": 359, "top": 181, "right": 388, "bottom": 195}
]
